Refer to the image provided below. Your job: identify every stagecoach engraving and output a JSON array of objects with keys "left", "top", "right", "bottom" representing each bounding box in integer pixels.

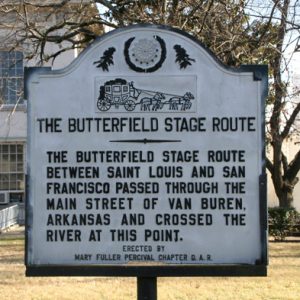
[{"left": 96, "top": 78, "right": 195, "bottom": 112}]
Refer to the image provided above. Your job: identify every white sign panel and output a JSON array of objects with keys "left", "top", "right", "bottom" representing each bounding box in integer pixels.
[{"left": 26, "top": 25, "right": 267, "bottom": 276}]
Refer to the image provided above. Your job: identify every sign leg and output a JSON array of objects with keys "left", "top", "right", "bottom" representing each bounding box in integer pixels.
[{"left": 137, "top": 277, "right": 157, "bottom": 300}]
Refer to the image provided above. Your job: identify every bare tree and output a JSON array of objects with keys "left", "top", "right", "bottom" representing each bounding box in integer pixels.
[
  {"left": 0, "top": 1, "right": 104, "bottom": 63},
  {"left": 245, "top": 0, "right": 300, "bottom": 208},
  {"left": 0, "top": 0, "right": 299, "bottom": 207}
]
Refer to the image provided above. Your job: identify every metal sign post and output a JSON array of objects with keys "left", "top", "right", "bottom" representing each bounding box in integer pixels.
[
  {"left": 25, "top": 25, "right": 268, "bottom": 295},
  {"left": 138, "top": 277, "right": 157, "bottom": 300}
]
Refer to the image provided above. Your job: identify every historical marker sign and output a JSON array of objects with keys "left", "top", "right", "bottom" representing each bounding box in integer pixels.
[{"left": 25, "top": 24, "right": 268, "bottom": 276}]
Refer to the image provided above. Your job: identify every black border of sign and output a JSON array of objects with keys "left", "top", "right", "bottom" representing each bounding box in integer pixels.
[
  {"left": 26, "top": 265, "right": 267, "bottom": 277},
  {"left": 24, "top": 23, "right": 268, "bottom": 277}
]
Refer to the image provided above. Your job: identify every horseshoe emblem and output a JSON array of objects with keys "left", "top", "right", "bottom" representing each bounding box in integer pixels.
[{"left": 124, "top": 35, "right": 166, "bottom": 73}]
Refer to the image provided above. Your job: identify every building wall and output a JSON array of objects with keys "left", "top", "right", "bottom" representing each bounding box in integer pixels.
[
  {"left": 0, "top": 109, "right": 26, "bottom": 141},
  {"left": 0, "top": 2, "right": 85, "bottom": 205}
]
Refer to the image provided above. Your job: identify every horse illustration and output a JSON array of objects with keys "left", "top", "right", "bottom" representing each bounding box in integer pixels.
[
  {"left": 168, "top": 92, "right": 194, "bottom": 111},
  {"left": 140, "top": 93, "right": 165, "bottom": 111}
]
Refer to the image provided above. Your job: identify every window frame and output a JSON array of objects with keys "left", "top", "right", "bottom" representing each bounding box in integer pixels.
[
  {"left": 0, "top": 142, "right": 25, "bottom": 195},
  {"left": 0, "top": 50, "right": 24, "bottom": 105}
]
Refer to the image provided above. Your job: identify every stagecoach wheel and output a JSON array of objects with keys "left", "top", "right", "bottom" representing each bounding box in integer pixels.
[
  {"left": 97, "top": 99, "right": 111, "bottom": 111},
  {"left": 124, "top": 100, "right": 136, "bottom": 111}
]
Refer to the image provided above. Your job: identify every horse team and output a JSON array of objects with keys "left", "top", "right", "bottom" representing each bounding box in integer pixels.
[{"left": 140, "top": 92, "right": 194, "bottom": 111}]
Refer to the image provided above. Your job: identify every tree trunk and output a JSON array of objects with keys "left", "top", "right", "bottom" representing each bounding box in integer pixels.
[{"left": 277, "top": 179, "right": 298, "bottom": 208}]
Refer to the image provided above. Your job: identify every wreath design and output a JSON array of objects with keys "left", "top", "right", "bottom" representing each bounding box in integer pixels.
[{"left": 124, "top": 35, "right": 166, "bottom": 73}]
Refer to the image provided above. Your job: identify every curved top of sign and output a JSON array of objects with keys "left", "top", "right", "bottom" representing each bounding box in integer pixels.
[{"left": 25, "top": 24, "right": 267, "bottom": 82}]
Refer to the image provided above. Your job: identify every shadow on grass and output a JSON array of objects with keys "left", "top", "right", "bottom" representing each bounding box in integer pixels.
[
  {"left": 270, "top": 254, "right": 300, "bottom": 258},
  {"left": 0, "top": 236, "right": 25, "bottom": 241},
  {"left": 0, "top": 255, "right": 24, "bottom": 264},
  {"left": 269, "top": 240, "right": 300, "bottom": 243}
]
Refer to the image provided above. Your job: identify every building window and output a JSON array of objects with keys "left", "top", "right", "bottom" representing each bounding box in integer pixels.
[
  {"left": 0, "top": 51, "right": 24, "bottom": 105},
  {"left": 0, "top": 143, "right": 25, "bottom": 202}
]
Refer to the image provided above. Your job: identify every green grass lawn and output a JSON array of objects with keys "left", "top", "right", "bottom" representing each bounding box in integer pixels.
[{"left": 1, "top": 229, "right": 300, "bottom": 300}]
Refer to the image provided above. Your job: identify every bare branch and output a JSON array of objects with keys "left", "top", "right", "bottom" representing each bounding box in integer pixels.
[
  {"left": 281, "top": 102, "right": 300, "bottom": 138},
  {"left": 266, "top": 157, "right": 274, "bottom": 174},
  {"left": 282, "top": 151, "right": 289, "bottom": 173},
  {"left": 285, "top": 150, "right": 300, "bottom": 182},
  {"left": 23, "top": 0, "right": 71, "bottom": 9}
]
